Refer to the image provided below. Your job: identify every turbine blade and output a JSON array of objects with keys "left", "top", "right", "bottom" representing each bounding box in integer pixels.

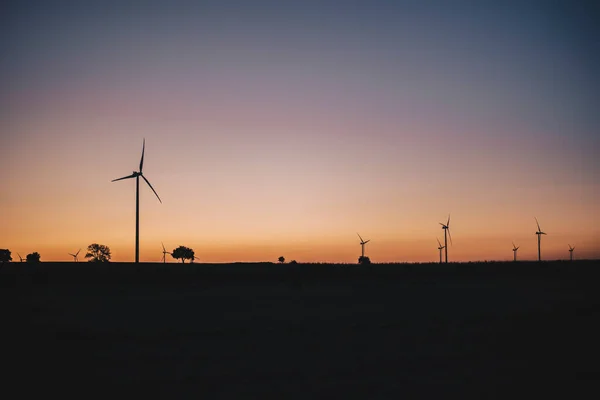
[
  {"left": 437, "top": 238, "right": 441, "bottom": 247},
  {"left": 357, "top": 233, "right": 364, "bottom": 242},
  {"left": 535, "top": 217, "right": 541, "bottom": 232},
  {"left": 439, "top": 222, "right": 445, "bottom": 227},
  {"left": 162, "top": 242, "right": 166, "bottom": 251},
  {"left": 139, "top": 138, "right": 145, "bottom": 172},
  {"left": 142, "top": 175, "right": 162, "bottom": 203},
  {"left": 364, "top": 240, "right": 370, "bottom": 244},
  {"left": 447, "top": 214, "right": 450, "bottom": 227},
  {"left": 76, "top": 249, "right": 81, "bottom": 256},
  {"left": 447, "top": 228, "right": 453, "bottom": 246},
  {"left": 111, "top": 173, "right": 137, "bottom": 182},
  {"left": 512, "top": 241, "right": 515, "bottom": 248}
]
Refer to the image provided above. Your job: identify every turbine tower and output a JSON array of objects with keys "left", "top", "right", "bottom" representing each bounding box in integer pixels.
[
  {"left": 68, "top": 248, "right": 81, "bottom": 262},
  {"left": 439, "top": 214, "right": 452, "bottom": 263},
  {"left": 437, "top": 238, "right": 445, "bottom": 264},
  {"left": 568, "top": 244, "right": 575, "bottom": 261},
  {"left": 512, "top": 242, "right": 519, "bottom": 262},
  {"left": 112, "top": 139, "right": 162, "bottom": 263},
  {"left": 161, "top": 242, "right": 171, "bottom": 263},
  {"left": 535, "top": 217, "right": 546, "bottom": 262},
  {"left": 357, "top": 233, "right": 370, "bottom": 258}
]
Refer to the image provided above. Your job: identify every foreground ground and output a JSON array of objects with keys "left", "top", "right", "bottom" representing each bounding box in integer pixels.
[{"left": 1, "top": 261, "right": 599, "bottom": 398}]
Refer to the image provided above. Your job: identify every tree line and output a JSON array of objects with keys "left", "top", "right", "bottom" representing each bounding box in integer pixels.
[
  {"left": 1, "top": 245, "right": 301, "bottom": 264},
  {"left": 1, "top": 244, "right": 198, "bottom": 264}
]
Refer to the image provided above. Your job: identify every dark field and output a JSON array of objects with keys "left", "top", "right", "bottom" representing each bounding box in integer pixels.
[{"left": 2, "top": 261, "right": 599, "bottom": 398}]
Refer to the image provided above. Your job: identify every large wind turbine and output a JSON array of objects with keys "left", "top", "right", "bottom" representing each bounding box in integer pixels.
[
  {"left": 161, "top": 242, "right": 171, "bottom": 263},
  {"left": 512, "top": 242, "right": 519, "bottom": 262},
  {"left": 568, "top": 244, "right": 575, "bottom": 261},
  {"left": 437, "top": 238, "right": 445, "bottom": 264},
  {"left": 439, "top": 214, "right": 452, "bottom": 263},
  {"left": 68, "top": 248, "right": 81, "bottom": 262},
  {"left": 112, "top": 139, "right": 162, "bottom": 263},
  {"left": 357, "top": 233, "right": 370, "bottom": 258},
  {"left": 535, "top": 217, "right": 546, "bottom": 262}
]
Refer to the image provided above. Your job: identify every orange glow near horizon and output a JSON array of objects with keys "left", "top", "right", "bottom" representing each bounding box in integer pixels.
[{"left": 1, "top": 3, "right": 599, "bottom": 263}]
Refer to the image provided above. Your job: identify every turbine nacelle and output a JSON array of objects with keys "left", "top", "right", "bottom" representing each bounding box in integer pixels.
[
  {"left": 357, "top": 233, "right": 370, "bottom": 245},
  {"left": 439, "top": 214, "right": 452, "bottom": 245},
  {"left": 534, "top": 217, "right": 546, "bottom": 235},
  {"left": 437, "top": 238, "right": 445, "bottom": 250}
]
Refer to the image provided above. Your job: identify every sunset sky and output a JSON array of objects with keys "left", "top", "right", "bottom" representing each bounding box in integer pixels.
[{"left": 1, "top": 0, "right": 599, "bottom": 263}]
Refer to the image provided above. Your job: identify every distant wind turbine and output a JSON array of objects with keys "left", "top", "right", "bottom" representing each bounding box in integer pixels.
[
  {"left": 512, "top": 242, "right": 519, "bottom": 262},
  {"left": 535, "top": 217, "right": 546, "bottom": 262},
  {"left": 437, "top": 238, "right": 445, "bottom": 264},
  {"left": 17, "top": 253, "right": 24, "bottom": 262},
  {"left": 357, "top": 233, "right": 370, "bottom": 258},
  {"left": 68, "top": 248, "right": 81, "bottom": 262},
  {"left": 568, "top": 244, "right": 575, "bottom": 261},
  {"left": 112, "top": 139, "right": 162, "bottom": 263},
  {"left": 161, "top": 242, "right": 171, "bottom": 263},
  {"left": 439, "top": 214, "right": 452, "bottom": 263}
]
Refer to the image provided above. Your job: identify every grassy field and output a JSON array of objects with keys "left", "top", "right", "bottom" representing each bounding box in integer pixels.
[{"left": 2, "top": 261, "right": 598, "bottom": 398}]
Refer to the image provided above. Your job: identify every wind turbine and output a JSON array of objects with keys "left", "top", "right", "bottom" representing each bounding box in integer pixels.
[
  {"left": 437, "top": 238, "right": 445, "bottom": 264},
  {"left": 568, "top": 244, "right": 575, "bottom": 261},
  {"left": 68, "top": 248, "right": 81, "bottom": 262},
  {"left": 17, "top": 253, "right": 24, "bottom": 262},
  {"left": 535, "top": 217, "right": 546, "bottom": 262},
  {"left": 439, "top": 214, "right": 452, "bottom": 263},
  {"left": 512, "top": 242, "right": 519, "bottom": 262},
  {"left": 357, "top": 233, "right": 370, "bottom": 258},
  {"left": 161, "top": 242, "right": 171, "bottom": 263},
  {"left": 112, "top": 138, "right": 162, "bottom": 263}
]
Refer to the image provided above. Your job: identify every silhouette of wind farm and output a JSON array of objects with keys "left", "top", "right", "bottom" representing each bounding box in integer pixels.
[
  {"left": 569, "top": 244, "right": 575, "bottom": 261},
  {"left": 357, "top": 233, "right": 371, "bottom": 256},
  {"left": 3, "top": 4, "right": 599, "bottom": 396},
  {"left": 68, "top": 248, "right": 81, "bottom": 262},
  {"left": 512, "top": 242, "right": 520, "bottom": 262},
  {"left": 437, "top": 238, "right": 445, "bottom": 264},
  {"left": 439, "top": 214, "right": 452, "bottom": 263},
  {"left": 535, "top": 217, "right": 547, "bottom": 262},
  {"left": 161, "top": 242, "right": 172, "bottom": 263},
  {"left": 112, "top": 139, "right": 162, "bottom": 263}
]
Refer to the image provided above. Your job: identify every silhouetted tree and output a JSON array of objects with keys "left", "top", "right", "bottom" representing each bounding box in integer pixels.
[
  {"left": 289, "top": 260, "right": 297, "bottom": 264},
  {"left": 172, "top": 246, "right": 194, "bottom": 263},
  {"left": 85, "top": 243, "right": 111, "bottom": 262},
  {"left": 358, "top": 256, "right": 371, "bottom": 265},
  {"left": 26, "top": 252, "right": 41, "bottom": 263},
  {"left": 278, "top": 256, "right": 285, "bottom": 263},
  {"left": 0, "top": 249, "right": 12, "bottom": 264}
]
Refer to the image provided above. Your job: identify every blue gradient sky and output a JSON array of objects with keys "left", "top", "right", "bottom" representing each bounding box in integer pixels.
[{"left": 1, "top": 0, "right": 599, "bottom": 262}]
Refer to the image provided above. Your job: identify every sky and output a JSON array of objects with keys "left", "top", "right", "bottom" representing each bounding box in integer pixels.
[{"left": 1, "top": 0, "right": 599, "bottom": 263}]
